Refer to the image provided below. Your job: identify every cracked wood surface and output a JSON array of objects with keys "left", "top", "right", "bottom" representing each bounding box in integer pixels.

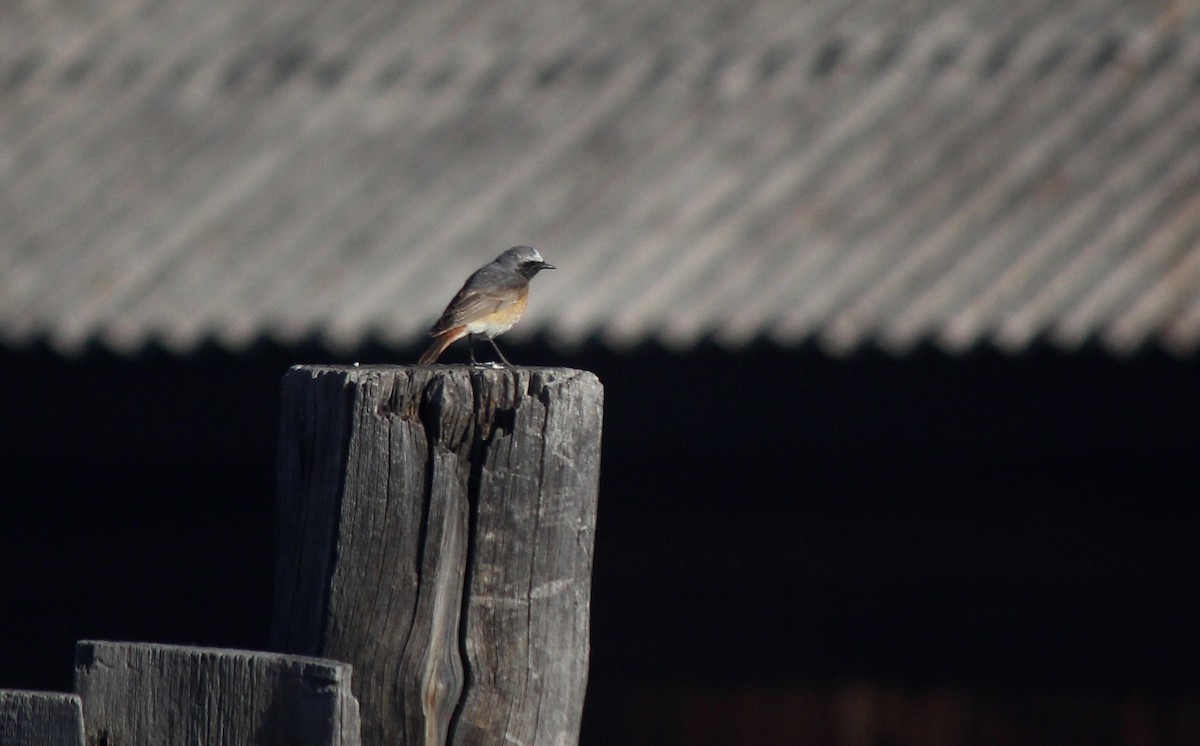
[
  {"left": 270, "top": 365, "right": 602, "bottom": 746},
  {"left": 72, "top": 641, "right": 361, "bottom": 745},
  {"left": 0, "top": 690, "right": 85, "bottom": 746}
]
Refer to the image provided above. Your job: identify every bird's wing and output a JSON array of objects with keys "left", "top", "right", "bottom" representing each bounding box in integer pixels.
[{"left": 429, "top": 285, "right": 519, "bottom": 335}]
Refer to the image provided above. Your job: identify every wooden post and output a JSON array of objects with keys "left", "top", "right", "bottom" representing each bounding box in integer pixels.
[
  {"left": 73, "top": 641, "right": 361, "bottom": 745},
  {"left": 0, "top": 690, "right": 85, "bottom": 746},
  {"left": 270, "top": 365, "right": 603, "bottom": 746}
]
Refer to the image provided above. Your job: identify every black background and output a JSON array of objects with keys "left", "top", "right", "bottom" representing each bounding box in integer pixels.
[{"left": 2, "top": 340, "right": 1197, "bottom": 740}]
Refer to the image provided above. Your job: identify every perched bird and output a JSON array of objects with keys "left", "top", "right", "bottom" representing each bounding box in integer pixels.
[{"left": 418, "top": 246, "right": 555, "bottom": 365}]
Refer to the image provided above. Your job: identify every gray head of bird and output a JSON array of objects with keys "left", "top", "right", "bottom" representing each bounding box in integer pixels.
[{"left": 500, "top": 245, "right": 555, "bottom": 278}]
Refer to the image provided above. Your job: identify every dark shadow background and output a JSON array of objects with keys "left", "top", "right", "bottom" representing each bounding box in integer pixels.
[{"left": 2, "top": 340, "right": 1197, "bottom": 741}]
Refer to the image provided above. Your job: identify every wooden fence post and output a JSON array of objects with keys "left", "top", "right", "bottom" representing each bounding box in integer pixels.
[
  {"left": 270, "top": 365, "right": 603, "bottom": 746},
  {"left": 73, "top": 641, "right": 361, "bottom": 745},
  {"left": 0, "top": 690, "right": 85, "bottom": 746}
]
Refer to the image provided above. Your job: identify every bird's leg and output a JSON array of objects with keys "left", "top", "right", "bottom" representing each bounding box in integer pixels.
[
  {"left": 488, "top": 338, "right": 513, "bottom": 366},
  {"left": 467, "top": 334, "right": 479, "bottom": 366}
]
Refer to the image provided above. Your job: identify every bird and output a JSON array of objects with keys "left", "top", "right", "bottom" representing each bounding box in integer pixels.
[{"left": 418, "top": 246, "right": 555, "bottom": 366}]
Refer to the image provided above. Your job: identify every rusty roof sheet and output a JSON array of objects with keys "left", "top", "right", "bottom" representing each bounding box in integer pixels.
[{"left": 1, "top": 0, "right": 1198, "bottom": 356}]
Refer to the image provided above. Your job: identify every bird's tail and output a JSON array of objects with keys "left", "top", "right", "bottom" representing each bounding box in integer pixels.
[{"left": 418, "top": 328, "right": 463, "bottom": 365}]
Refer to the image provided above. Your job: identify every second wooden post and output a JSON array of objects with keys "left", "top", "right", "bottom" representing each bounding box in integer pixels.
[{"left": 270, "top": 365, "right": 603, "bottom": 746}]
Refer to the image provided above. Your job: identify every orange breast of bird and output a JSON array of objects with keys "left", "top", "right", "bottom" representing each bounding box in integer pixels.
[{"left": 466, "top": 291, "right": 528, "bottom": 337}]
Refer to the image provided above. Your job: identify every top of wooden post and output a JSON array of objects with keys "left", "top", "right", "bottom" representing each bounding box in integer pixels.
[
  {"left": 281, "top": 365, "right": 603, "bottom": 423},
  {"left": 285, "top": 363, "right": 596, "bottom": 378}
]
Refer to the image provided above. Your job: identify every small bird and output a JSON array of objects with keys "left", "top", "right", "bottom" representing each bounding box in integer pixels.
[{"left": 418, "top": 246, "right": 555, "bottom": 366}]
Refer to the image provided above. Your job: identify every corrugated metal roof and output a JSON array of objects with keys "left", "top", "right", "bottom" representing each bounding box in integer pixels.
[{"left": 1, "top": 0, "right": 1198, "bottom": 356}]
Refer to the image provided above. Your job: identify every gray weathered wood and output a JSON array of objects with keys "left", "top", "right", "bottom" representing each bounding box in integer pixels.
[
  {"left": 0, "top": 690, "right": 85, "bottom": 746},
  {"left": 270, "top": 365, "right": 603, "bottom": 746},
  {"left": 73, "top": 641, "right": 361, "bottom": 746}
]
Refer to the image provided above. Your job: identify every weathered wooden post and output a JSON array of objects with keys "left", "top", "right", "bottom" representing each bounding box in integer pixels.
[
  {"left": 0, "top": 690, "right": 85, "bottom": 745},
  {"left": 270, "top": 365, "right": 602, "bottom": 746},
  {"left": 73, "top": 641, "right": 361, "bottom": 745}
]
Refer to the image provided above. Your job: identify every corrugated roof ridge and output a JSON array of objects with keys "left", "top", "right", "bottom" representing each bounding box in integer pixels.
[
  {"left": 582, "top": 5, "right": 952, "bottom": 348},
  {"left": 0, "top": 3, "right": 256, "bottom": 349},
  {"left": 939, "top": 32, "right": 1200, "bottom": 354},
  {"left": 161, "top": 3, "right": 461, "bottom": 351},
  {"left": 882, "top": 11, "right": 1156, "bottom": 352},
  {"left": 1060, "top": 191, "right": 1200, "bottom": 351},
  {"left": 773, "top": 1, "right": 1119, "bottom": 350},
  {"left": 91, "top": 9, "right": 330, "bottom": 353},
  {"left": 1065, "top": 189, "right": 1200, "bottom": 353},
  {"left": 3, "top": 0, "right": 1199, "bottom": 357},
  {"left": 807, "top": 5, "right": 1067, "bottom": 350},
  {"left": 547, "top": 0, "right": 964, "bottom": 347},
  {"left": 1109, "top": 229, "right": 1200, "bottom": 355},
  {"left": 96, "top": 1, "right": 543, "bottom": 352},
  {"left": 1162, "top": 279, "right": 1200, "bottom": 355},
  {"left": 821, "top": 1, "right": 1148, "bottom": 354},
  {"left": 599, "top": 2, "right": 910, "bottom": 348},
  {"left": 716, "top": 2, "right": 1049, "bottom": 347},
  {"left": 996, "top": 65, "right": 1200, "bottom": 352}
]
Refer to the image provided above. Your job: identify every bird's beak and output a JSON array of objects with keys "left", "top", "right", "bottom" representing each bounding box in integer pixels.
[{"left": 539, "top": 261, "right": 556, "bottom": 270}]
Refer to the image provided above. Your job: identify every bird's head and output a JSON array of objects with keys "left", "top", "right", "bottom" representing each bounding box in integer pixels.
[{"left": 500, "top": 245, "right": 555, "bottom": 278}]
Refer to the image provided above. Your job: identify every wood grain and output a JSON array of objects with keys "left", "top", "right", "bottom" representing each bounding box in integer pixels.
[
  {"left": 270, "top": 365, "right": 603, "bottom": 746},
  {"left": 73, "top": 641, "right": 360, "bottom": 745},
  {"left": 0, "top": 690, "right": 85, "bottom": 746}
]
